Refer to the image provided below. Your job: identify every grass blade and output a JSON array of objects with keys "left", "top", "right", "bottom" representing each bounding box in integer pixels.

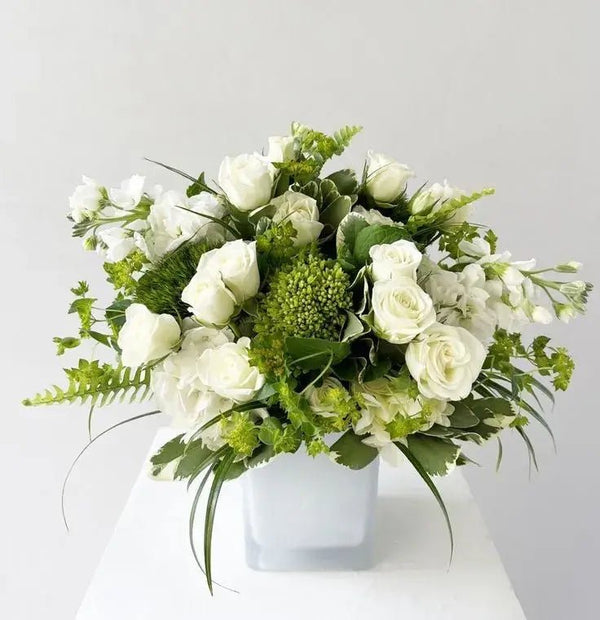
[
  {"left": 496, "top": 437, "right": 503, "bottom": 472},
  {"left": 61, "top": 410, "right": 160, "bottom": 530},
  {"left": 395, "top": 441, "right": 454, "bottom": 565},
  {"left": 204, "top": 450, "right": 236, "bottom": 594}
]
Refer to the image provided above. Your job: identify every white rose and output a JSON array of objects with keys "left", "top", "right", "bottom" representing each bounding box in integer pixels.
[
  {"left": 197, "top": 337, "right": 265, "bottom": 403},
  {"left": 69, "top": 176, "right": 103, "bottom": 223},
  {"left": 411, "top": 180, "right": 464, "bottom": 215},
  {"left": 365, "top": 151, "right": 414, "bottom": 203},
  {"left": 267, "top": 136, "right": 295, "bottom": 162},
  {"left": 372, "top": 277, "right": 436, "bottom": 344},
  {"left": 196, "top": 239, "right": 260, "bottom": 302},
  {"left": 145, "top": 190, "right": 226, "bottom": 260},
  {"left": 352, "top": 205, "right": 398, "bottom": 226},
  {"left": 271, "top": 191, "right": 324, "bottom": 246},
  {"left": 369, "top": 239, "right": 422, "bottom": 282},
  {"left": 108, "top": 175, "right": 145, "bottom": 210},
  {"left": 405, "top": 323, "right": 486, "bottom": 401},
  {"left": 97, "top": 227, "right": 136, "bottom": 263},
  {"left": 218, "top": 153, "right": 274, "bottom": 211},
  {"left": 118, "top": 303, "right": 180, "bottom": 367},
  {"left": 181, "top": 274, "right": 237, "bottom": 325}
]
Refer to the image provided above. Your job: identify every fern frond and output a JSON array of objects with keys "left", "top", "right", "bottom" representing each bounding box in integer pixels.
[
  {"left": 290, "top": 122, "right": 362, "bottom": 176},
  {"left": 407, "top": 187, "right": 495, "bottom": 233},
  {"left": 331, "top": 125, "right": 362, "bottom": 155},
  {"left": 22, "top": 360, "right": 152, "bottom": 407}
]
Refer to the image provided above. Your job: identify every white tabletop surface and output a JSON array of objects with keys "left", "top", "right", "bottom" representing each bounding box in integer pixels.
[{"left": 77, "top": 428, "right": 526, "bottom": 619}]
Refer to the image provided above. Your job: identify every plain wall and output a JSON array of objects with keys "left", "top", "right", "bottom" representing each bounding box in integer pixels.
[{"left": 1, "top": 1, "right": 598, "bottom": 618}]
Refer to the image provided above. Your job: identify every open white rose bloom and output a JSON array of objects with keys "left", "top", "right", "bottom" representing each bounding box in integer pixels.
[{"left": 25, "top": 122, "right": 592, "bottom": 592}]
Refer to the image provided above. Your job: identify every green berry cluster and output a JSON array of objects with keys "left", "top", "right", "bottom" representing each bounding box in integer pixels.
[{"left": 250, "top": 249, "right": 353, "bottom": 377}]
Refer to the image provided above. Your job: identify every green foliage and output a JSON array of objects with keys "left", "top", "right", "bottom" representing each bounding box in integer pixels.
[
  {"left": 149, "top": 434, "right": 186, "bottom": 477},
  {"left": 186, "top": 172, "right": 213, "bottom": 197},
  {"left": 23, "top": 359, "right": 151, "bottom": 407},
  {"left": 135, "top": 239, "right": 216, "bottom": 317},
  {"left": 256, "top": 219, "right": 298, "bottom": 268},
  {"left": 284, "top": 337, "right": 350, "bottom": 370},
  {"left": 274, "top": 123, "right": 362, "bottom": 183},
  {"left": 407, "top": 188, "right": 495, "bottom": 234},
  {"left": 222, "top": 411, "right": 260, "bottom": 457},
  {"left": 438, "top": 222, "right": 481, "bottom": 259},
  {"left": 405, "top": 435, "right": 461, "bottom": 476},
  {"left": 330, "top": 430, "right": 378, "bottom": 469},
  {"left": 53, "top": 336, "right": 81, "bottom": 356},
  {"left": 104, "top": 250, "right": 147, "bottom": 294},
  {"left": 352, "top": 224, "right": 412, "bottom": 265},
  {"left": 258, "top": 417, "right": 302, "bottom": 454}
]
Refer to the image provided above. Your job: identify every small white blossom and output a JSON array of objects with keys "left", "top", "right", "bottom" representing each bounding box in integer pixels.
[
  {"left": 108, "top": 175, "right": 145, "bottom": 210},
  {"left": 69, "top": 176, "right": 103, "bottom": 223}
]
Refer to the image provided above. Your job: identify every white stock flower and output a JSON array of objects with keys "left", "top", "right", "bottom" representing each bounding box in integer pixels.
[
  {"left": 372, "top": 277, "right": 436, "bottom": 344},
  {"left": 365, "top": 151, "right": 414, "bottom": 203},
  {"left": 267, "top": 136, "right": 295, "bottom": 162},
  {"left": 197, "top": 337, "right": 265, "bottom": 403},
  {"left": 146, "top": 190, "right": 226, "bottom": 260},
  {"left": 369, "top": 239, "right": 422, "bottom": 282},
  {"left": 181, "top": 274, "right": 237, "bottom": 325},
  {"left": 405, "top": 323, "right": 486, "bottom": 401},
  {"left": 97, "top": 227, "right": 136, "bottom": 263},
  {"left": 108, "top": 175, "right": 145, "bottom": 209},
  {"left": 196, "top": 239, "right": 260, "bottom": 302},
  {"left": 118, "top": 303, "right": 181, "bottom": 367},
  {"left": 271, "top": 191, "right": 324, "bottom": 246},
  {"left": 410, "top": 180, "right": 464, "bottom": 215},
  {"left": 151, "top": 326, "right": 233, "bottom": 436},
  {"left": 69, "top": 176, "right": 103, "bottom": 223},
  {"left": 422, "top": 261, "right": 497, "bottom": 341},
  {"left": 218, "top": 153, "right": 274, "bottom": 211}
]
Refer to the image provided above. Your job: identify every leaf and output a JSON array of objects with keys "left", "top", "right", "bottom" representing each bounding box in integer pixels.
[
  {"left": 284, "top": 337, "right": 350, "bottom": 370},
  {"left": 353, "top": 224, "right": 411, "bottom": 265},
  {"left": 174, "top": 439, "right": 215, "bottom": 480},
  {"left": 105, "top": 298, "right": 132, "bottom": 331},
  {"left": 53, "top": 336, "right": 81, "bottom": 355},
  {"left": 447, "top": 401, "right": 480, "bottom": 428},
  {"left": 204, "top": 451, "right": 235, "bottom": 594},
  {"left": 330, "top": 431, "right": 378, "bottom": 470},
  {"left": 320, "top": 195, "right": 353, "bottom": 229},
  {"left": 336, "top": 212, "right": 370, "bottom": 269},
  {"left": 341, "top": 312, "right": 365, "bottom": 342},
  {"left": 186, "top": 172, "right": 214, "bottom": 197},
  {"left": 23, "top": 360, "right": 152, "bottom": 408},
  {"left": 149, "top": 434, "right": 186, "bottom": 478},
  {"left": 405, "top": 435, "right": 461, "bottom": 476},
  {"left": 395, "top": 441, "right": 454, "bottom": 564},
  {"left": 326, "top": 169, "right": 359, "bottom": 195},
  {"left": 61, "top": 410, "right": 160, "bottom": 530}
]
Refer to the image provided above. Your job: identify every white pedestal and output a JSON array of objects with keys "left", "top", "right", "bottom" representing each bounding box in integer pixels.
[{"left": 77, "top": 429, "right": 526, "bottom": 620}]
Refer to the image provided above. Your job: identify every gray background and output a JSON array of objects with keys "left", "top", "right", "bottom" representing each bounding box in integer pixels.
[{"left": 1, "top": 1, "right": 598, "bottom": 618}]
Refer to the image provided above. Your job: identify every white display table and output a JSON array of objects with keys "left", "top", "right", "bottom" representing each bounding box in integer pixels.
[{"left": 77, "top": 429, "right": 526, "bottom": 619}]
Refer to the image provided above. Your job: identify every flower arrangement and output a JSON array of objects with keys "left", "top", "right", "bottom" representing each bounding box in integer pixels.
[{"left": 25, "top": 123, "right": 591, "bottom": 592}]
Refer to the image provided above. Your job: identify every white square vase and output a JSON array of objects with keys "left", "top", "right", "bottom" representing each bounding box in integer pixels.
[{"left": 242, "top": 450, "right": 379, "bottom": 571}]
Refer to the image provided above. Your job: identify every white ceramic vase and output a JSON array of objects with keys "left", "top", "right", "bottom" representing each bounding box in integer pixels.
[{"left": 242, "top": 449, "right": 379, "bottom": 571}]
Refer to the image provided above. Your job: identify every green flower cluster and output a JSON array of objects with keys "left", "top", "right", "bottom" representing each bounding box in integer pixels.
[{"left": 250, "top": 249, "right": 353, "bottom": 377}]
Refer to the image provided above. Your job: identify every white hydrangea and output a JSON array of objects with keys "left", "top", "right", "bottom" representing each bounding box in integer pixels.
[{"left": 151, "top": 326, "right": 235, "bottom": 448}]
